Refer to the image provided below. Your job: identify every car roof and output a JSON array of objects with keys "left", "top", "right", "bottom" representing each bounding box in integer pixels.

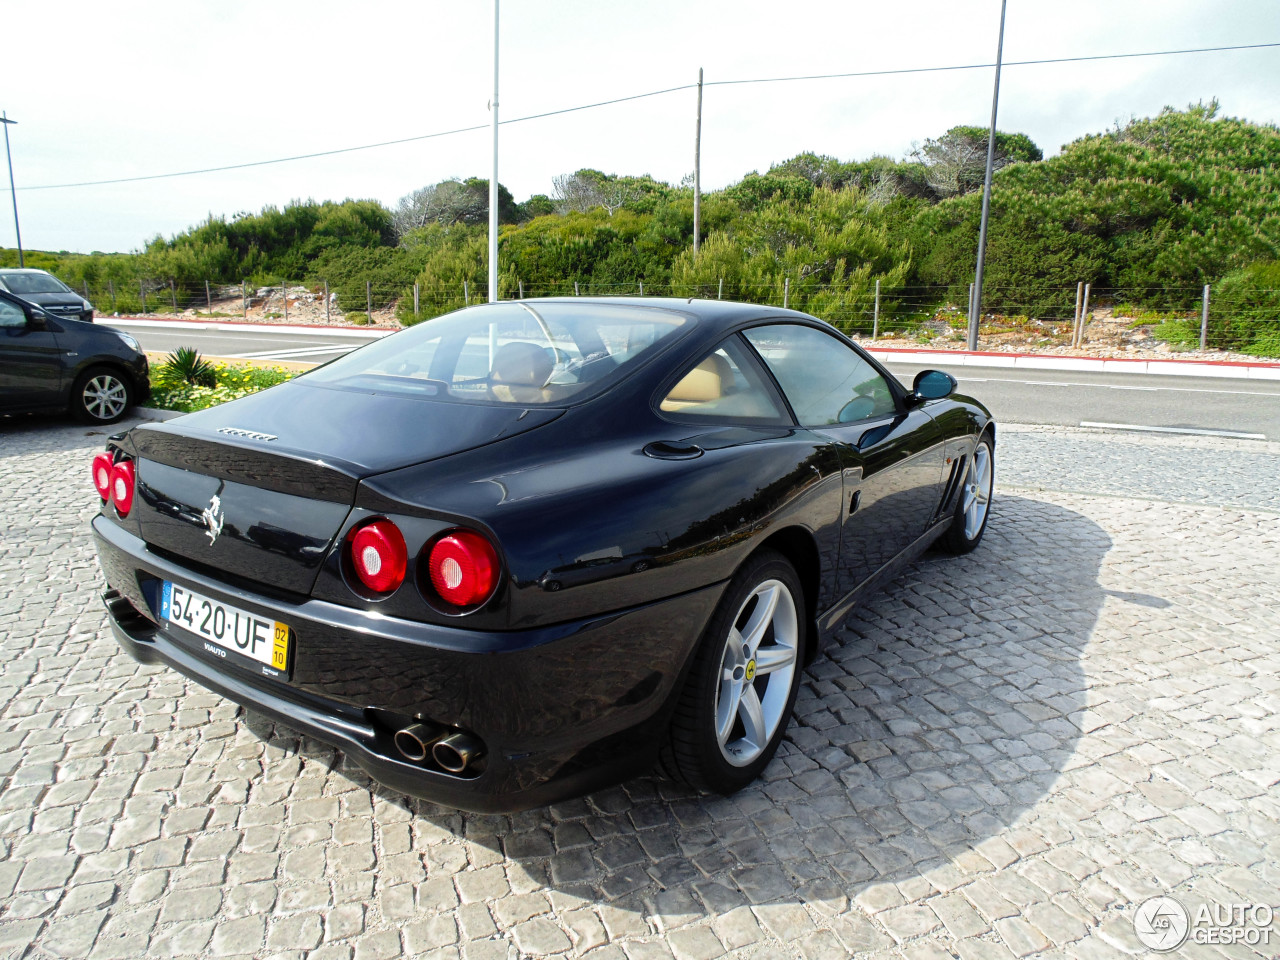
[
  {"left": 0, "top": 268, "right": 56, "bottom": 274},
  {"left": 515, "top": 296, "right": 819, "bottom": 336}
]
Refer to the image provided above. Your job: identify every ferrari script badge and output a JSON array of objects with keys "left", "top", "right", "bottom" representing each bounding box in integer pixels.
[{"left": 202, "top": 494, "right": 225, "bottom": 546}]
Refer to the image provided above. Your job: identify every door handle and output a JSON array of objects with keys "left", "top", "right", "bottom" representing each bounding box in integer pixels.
[{"left": 849, "top": 490, "right": 861, "bottom": 514}]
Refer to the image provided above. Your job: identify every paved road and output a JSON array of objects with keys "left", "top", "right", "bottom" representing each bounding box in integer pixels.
[
  {"left": 882, "top": 361, "right": 1280, "bottom": 441},
  {"left": 117, "top": 322, "right": 383, "bottom": 367},
  {"left": 117, "top": 321, "right": 1280, "bottom": 440},
  {"left": 1, "top": 416, "right": 1278, "bottom": 958}
]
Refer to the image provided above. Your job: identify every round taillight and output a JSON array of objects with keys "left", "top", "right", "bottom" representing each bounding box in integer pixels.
[
  {"left": 350, "top": 521, "right": 408, "bottom": 594},
  {"left": 92, "top": 452, "right": 114, "bottom": 501},
  {"left": 111, "top": 460, "right": 136, "bottom": 516},
  {"left": 428, "top": 531, "right": 499, "bottom": 608}
]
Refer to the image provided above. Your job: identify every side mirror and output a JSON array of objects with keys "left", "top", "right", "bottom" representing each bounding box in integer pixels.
[
  {"left": 26, "top": 308, "right": 47, "bottom": 330},
  {"left": 911, "top": 369, "right": 957, "bottom": 403}
]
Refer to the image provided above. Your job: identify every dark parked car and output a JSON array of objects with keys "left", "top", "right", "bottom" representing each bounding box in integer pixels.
[
  {"left": 0, "top": 267, "right": 94, "bottom": 322},
  {"left": 0, "top": 289, "right": 149, "bottom": 424},
  {"left": 92, "top": 298, "right": 994, "bottom": 812}
]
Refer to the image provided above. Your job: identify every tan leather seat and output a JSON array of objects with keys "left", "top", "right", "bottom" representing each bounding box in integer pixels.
[
  {"left": 660, "top": 353, "right": 731, "bottom": 412},
  {"left": 490, "top": 342, "right": 554, "bottom": 403}
]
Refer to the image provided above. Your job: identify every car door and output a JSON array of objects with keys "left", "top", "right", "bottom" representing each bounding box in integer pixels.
[
  {"left": 742, "top": 322, "right": 948, "bottom": 596},
  {"left": 0, "top": 297, "right": 64, "bottom": 411}
]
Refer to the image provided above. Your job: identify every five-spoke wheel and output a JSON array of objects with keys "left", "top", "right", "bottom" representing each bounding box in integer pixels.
[
  {"left": 714, "top": 578, "right": 799, "bottom": 767},
  {"left": 941, "top": 433, "right": 995, "bottom": 554},
  {"left": 663, "top": 550, "right": 805, "bottom": 793}
]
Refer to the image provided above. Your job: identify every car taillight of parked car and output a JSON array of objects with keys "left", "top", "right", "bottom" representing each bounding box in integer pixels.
[
  {"left": 91, "top": 452, "right": 114, "bottom": 501},
  {"left": 349, "top": 520, "right": 408, "bottom": 593},
  {"left": 110, "top": 460, "right": 135, "bottom": 516},
  {"left": 427, "top": 530, "right": 499, "bottom": 608}
]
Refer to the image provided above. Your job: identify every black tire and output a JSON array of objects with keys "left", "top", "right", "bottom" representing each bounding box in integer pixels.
[
  {"left": 71, "top": 366, "right": 134, "bottom": 425},
  {"left": 939, "top": 433, "right": 994, "bottom": 555},
  {"left": 661, "top": 550, "right": 806, "bottom": 794}
]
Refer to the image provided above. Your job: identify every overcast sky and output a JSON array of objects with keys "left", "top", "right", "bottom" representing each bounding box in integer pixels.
[{"left": 3, "top": 0, "right": 1278, "bottom": 254}]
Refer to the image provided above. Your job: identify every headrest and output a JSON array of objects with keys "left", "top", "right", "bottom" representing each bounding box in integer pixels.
[
  {"left": 492, "top": 341, "right": 553, "bottom": 387},
  {"left": 666, "top": 354, "right": 730, "bottom": 404}
]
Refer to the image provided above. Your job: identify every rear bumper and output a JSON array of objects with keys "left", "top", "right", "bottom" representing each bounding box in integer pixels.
[{"left": 92, "top": 515, "right": 723, "bottom": 812}]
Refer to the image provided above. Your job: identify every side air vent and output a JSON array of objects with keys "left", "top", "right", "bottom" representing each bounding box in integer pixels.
[{"left": 938, "top": 455, "right": 967, "bottom": 519}]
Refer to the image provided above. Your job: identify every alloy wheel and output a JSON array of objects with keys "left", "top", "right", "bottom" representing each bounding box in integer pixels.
[
  {"left": 714, "top": 578, "right": 799, "bottom": 767},
  {"left": 962, "top": 442, "right": 993, "bottom": 539},
  {"left": 83, "top": 374, "right": 128, "bottom": 422}
]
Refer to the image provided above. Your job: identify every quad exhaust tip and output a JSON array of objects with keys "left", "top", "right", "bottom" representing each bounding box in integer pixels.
[{"left": 433, "top": 731, "right": 484, "bottom": 773}]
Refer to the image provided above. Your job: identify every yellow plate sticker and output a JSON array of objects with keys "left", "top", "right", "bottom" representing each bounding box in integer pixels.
[{"left": 272, "top": 624, "right": 290, "bottom": 671}]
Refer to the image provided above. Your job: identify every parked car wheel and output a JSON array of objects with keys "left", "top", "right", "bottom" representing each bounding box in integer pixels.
[
  {"left": 73, "top": 366, "right": 133, "bottom": 425},
  {"left": 663, "top": 550, "right": 805, "bottom": 794},
  {"left": 940, "top": 434, "right": 994, "bottom": 554}
]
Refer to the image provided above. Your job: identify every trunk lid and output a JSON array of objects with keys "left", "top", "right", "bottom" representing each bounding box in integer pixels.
[{"left": 128, "top": 381, "right": 563, "bottom": 595}]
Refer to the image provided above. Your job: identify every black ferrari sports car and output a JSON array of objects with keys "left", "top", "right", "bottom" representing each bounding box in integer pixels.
[{"left": 92, "top": 297, "right": 995, "bottom": 812}]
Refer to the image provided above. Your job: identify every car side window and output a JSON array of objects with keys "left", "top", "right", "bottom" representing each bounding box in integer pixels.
[
  {"left": 0, "top": 300, "right": 25, "bottom": 329},
  {"left": 743, "top": 323, "right": 897, "bottom": 426},
  {"left": 659, "top": 336, "right": 789, "bottom": 424}
]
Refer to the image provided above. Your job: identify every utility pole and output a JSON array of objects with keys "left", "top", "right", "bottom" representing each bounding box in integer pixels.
[
  {"left": 693, "top": 68, "right": 703, "bottom": 257},
  {"left": 1, "top": 113, "right": 23, "bottom": 268},
  {"left": 488, "top": 0, "right": 500, "bottom": 303},
  {"left": 967, "top": 0, "right": 1008, "bottom": 351}
]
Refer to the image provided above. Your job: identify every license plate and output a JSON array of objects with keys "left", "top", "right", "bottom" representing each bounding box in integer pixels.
[{"left": 161, "top": 581, "right": 291, "bottom": 678}]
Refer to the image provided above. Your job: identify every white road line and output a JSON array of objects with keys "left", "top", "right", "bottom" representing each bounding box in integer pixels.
[
  {"left": 230, "top": 345, "right": 356, "bottom": 359},
  {"left": 953, "top": 376, "right": 1273, "bottom": 396},
  {"left": 1079, "top": 421, "right": 1268, "bottom": 440}
]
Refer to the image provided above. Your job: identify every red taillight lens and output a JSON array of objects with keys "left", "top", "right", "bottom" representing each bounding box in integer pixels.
[
  {"left": 92, "top": 452, "right": 114, "bottom": 501},
  {"left": 349, "top": 521, "right": 408, "bottom": 594},
  {"left": 110, "top": 460, "right": 136, "bottom": 516},
  {"left": 428, "top": 531, "right": 499, "bottom": 608}
]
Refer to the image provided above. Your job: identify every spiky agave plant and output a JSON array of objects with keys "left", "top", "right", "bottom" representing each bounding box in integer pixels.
[{"left": 158, "top": 347, "right": 217, "bottom": 388}]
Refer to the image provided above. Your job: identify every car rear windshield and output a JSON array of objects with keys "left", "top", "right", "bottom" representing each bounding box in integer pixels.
[
  {"left": 303, "top": 301, "right": 691, "bottom": 405},
  {"left": 0, "top": 272, "right": 73, "bottom": 295}
]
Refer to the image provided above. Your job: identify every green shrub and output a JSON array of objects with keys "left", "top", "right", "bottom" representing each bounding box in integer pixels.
[
  {"left": 156, "top": 347, "right": 216, "bottom": 388},
  {"left": 149, "top": 361, "right": 294, "bottom": 413},
  {"left": 1211, "top": 259, "right": 1280, "bottom": 354}
]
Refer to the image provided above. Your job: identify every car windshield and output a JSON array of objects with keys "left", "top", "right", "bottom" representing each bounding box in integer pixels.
[
  {"left": 303, "top": 301, "right": 691, "bottom": 405},
  {"left": 0, "top": 272, "right": 73, "bottom": 295}
]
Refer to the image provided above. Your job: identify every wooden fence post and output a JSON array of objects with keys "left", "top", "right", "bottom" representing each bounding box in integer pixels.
[
  {"left": 873, "top": 279, "right": 881, "bottom": 340},
  {"left": 1200, "top": 284, "right": 1210, "bottom": 351},
  {"left": 1076, "top": 283, "right": 1092, "bottom": 347}
]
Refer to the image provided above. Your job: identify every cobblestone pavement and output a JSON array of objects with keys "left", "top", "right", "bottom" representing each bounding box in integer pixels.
[
  {"left": 1, "top": 416, "right": 1278, "bottom": 960},
  {"left": 996, "top": 424, "right": 1280, "bottom": 514}
]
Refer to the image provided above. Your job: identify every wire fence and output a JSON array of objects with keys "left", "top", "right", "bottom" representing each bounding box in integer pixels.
[{"left": 63, "top": 274, "right": 1280, "bottom": 354}]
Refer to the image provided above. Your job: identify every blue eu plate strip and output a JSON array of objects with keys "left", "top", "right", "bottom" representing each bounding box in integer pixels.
[{"left": 161, "top": 581, "right": 172, "bottom": 620}]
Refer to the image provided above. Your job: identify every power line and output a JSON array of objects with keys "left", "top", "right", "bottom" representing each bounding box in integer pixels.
[
  {"left": 16, "top": 40, "right": 1279, "bottom": 192},
  {"left": 704, "top": 40, "right": 1280, "bottom": 88}
]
